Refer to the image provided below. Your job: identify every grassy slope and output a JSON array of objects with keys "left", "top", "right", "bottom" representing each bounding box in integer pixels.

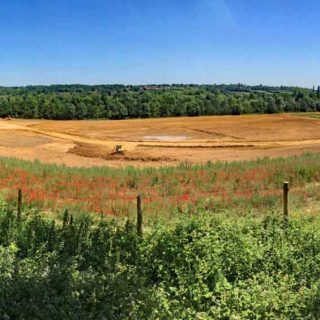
[
  {"left": 0, "top": 153, "right": 320, "bottom": 318},
  {"left": 1, "top": 152, "right": 320, "bottom": 219}
]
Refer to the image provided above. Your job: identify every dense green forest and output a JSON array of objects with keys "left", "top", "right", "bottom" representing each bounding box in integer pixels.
[{"left": 0, "top": 84, "right": 319, "bottom": 120}]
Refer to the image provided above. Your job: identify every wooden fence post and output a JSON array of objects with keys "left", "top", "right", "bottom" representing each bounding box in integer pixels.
[
  {"left": 283, "top": 182, "right": 289, "bottom": 219},
  {"left": 17, "top": 189, "right": 22, "bottom": 221},
  {"left": 137, "top": 195, "right": 143, "bottom": 237}
]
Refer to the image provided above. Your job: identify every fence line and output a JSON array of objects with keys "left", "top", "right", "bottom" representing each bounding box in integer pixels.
[{"left": 16, "top": 181, "right": 294, "bottom": 235}]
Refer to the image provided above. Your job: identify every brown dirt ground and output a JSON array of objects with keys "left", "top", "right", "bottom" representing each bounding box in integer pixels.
[{"left": 0, "top": 113, "right": 320, "bottom": 167}]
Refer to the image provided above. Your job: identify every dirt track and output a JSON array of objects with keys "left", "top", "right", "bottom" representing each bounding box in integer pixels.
[{"left": 0, "top": 113, "right": 320, "bottom": 167}]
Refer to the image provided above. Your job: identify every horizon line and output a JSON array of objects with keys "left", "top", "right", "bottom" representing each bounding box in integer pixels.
[{"left": 0, "top": 83, "right": 315, "bottom": 90}]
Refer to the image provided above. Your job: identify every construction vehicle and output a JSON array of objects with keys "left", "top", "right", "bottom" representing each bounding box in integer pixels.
[{"left": 110, "top": 145, "right": 125, "bottom": 155}]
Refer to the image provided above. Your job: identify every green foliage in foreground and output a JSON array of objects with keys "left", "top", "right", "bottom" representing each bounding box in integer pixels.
[{"left": 1, "top": 204, "right": 320, "bottom": 319}]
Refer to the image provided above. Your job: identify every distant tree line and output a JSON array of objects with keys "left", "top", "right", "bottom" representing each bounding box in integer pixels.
[{"left": 0, "top": 84, "right": 319, "bottom": 120}]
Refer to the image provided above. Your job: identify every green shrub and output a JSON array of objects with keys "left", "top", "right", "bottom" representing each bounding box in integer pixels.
[{"left": 0, "top": 204, "right": 320, "bottom": 319}]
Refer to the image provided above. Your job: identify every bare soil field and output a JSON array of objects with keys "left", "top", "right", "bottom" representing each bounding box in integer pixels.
[{"left": 0, "top": 113, "right": 320, "bottom": 167}]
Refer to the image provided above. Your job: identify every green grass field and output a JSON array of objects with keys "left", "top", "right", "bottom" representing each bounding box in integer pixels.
[{"left": 1, "top": 152, "right": 320, "bottom": 220}]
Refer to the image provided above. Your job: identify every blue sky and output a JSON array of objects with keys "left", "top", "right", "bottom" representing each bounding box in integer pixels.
[{"left": 0, "top": 0, "right": 319, "bottom": 87}]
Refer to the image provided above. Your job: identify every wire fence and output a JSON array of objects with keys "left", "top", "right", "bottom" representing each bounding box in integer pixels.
[{"left": 9, "top": 177, "right": 320, "bottom": 225}]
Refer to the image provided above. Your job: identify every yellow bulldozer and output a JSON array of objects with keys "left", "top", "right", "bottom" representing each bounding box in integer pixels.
[{"left": 110, "top": 144, "right": 125, "bottom": 155}]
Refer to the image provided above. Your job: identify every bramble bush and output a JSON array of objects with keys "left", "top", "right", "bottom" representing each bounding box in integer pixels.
[{"left": 0, "top": 200, "right": 320, "bottom": 319}]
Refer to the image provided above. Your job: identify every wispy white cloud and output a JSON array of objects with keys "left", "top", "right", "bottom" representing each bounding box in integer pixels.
[{"left": 200, "top": 0, "right": 236, "bottom": 27}]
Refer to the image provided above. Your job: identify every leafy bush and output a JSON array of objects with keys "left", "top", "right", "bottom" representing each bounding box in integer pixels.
[{"left": 0, "top": 202, "right": 320, "bottom": 319}]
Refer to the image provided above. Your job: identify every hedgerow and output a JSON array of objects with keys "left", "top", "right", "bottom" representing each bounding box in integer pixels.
[{"left": 0, "top": 201, "right": 320, "bottom": 319}]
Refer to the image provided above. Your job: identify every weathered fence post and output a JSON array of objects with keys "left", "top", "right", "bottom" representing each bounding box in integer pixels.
[
  {"left": 283, "top": 182, "right": 289, "bottom": 219},
  {"left": 137, "top": 195, "right": 143, "bottom": 237},
  {"left": 17, "top": 189, "right": 22, "bottom": 221}
]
